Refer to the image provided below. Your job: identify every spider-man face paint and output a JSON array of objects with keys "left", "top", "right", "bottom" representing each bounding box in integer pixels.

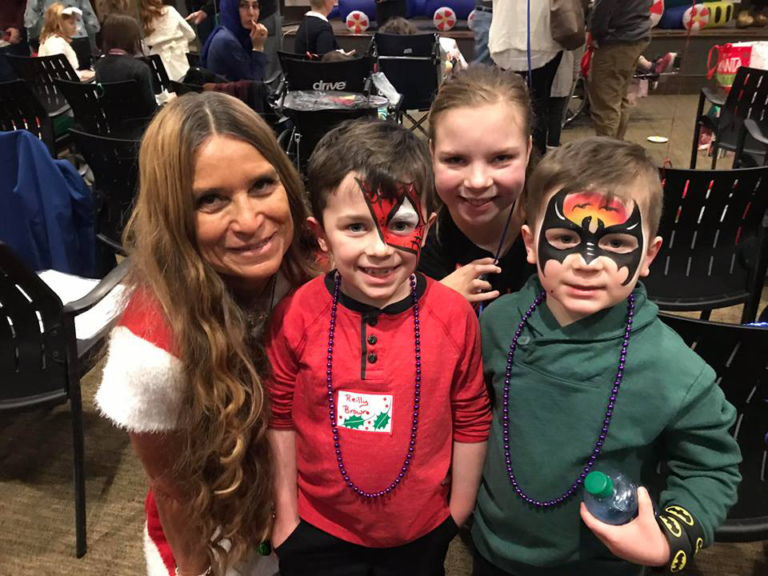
[
  {"left": 538, "top": 189, "right": 644, "bottom": 285},
  {"left": 357, "top": 178, "right": 426, "bottom": 256}
]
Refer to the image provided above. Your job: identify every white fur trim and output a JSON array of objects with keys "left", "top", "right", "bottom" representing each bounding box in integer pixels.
[
  {"left": 95, "top": 326, "right": 184, "bottom": 433},
  {"left": 144, "top": 523, "right": 171, "bottom": 576}
]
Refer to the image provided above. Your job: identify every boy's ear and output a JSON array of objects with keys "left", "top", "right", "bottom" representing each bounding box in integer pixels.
[
  {"left": 525, "top": 136, "right": 533, "bottom": 165},
  {"left": 307, "top": 216, "right": 330, "bottom": 253},
  {"left": 638, "top": 236, "right": 663, "bottom": 278},
  {"left": 428, "top": 139, "right": 435, "bottom": 161},
  {"left": 521, "top": 224, "right": 537, "bottom": 266},
  {"left": 421, "top": 211, "right": 438, "bottom": 247}
]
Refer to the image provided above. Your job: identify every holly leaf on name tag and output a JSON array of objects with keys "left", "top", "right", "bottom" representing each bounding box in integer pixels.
[
  {"left": 373, "top": 410, "right": 390, "bottom": 430},
  {"left": 343, "top": 415, "right": 365, "bottom": 429}
]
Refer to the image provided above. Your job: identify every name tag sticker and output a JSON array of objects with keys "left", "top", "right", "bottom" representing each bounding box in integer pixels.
[{"left": 337, "top": 391, "right": 393, "bottom": 434}]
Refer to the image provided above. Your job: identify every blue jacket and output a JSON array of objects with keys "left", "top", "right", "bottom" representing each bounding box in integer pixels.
[{"left": 0, "top": 131, "right": 95, "bottom": 276}]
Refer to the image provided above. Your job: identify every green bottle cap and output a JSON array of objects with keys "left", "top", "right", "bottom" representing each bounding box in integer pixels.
[{"left": 585, "top": 471, "right": 614, "bottom": 499}]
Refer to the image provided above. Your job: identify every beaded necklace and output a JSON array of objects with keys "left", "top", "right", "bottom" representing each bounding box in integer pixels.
[
  {"left": 326, "top": 273, "right": 421, "bottom": 498},
  {"left": 501, "top": 291, "right": 636, "bottom": 508}
]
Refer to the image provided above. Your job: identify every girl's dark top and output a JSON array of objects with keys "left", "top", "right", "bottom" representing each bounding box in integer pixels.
[
  {"left": 93, "top": 55, "right": 158, "bottom": 119},
  {"left": 418, "top": 209, "right": 535, "bottom": 302}
]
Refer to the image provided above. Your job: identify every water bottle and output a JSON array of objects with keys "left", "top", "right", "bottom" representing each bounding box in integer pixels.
[{"left": 583, "top": 470, "right": 638, "bottom": 526}]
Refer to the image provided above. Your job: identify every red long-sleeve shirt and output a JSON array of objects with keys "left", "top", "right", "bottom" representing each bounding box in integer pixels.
[{"left": 266, "top": 273, "right": 491, "bottom": 548}]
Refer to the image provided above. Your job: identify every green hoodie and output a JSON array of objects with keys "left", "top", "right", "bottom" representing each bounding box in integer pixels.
[{"left": 473, "top": 278, "right": 741, "bottom": 576}]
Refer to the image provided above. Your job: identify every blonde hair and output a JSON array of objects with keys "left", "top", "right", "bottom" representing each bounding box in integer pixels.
[
  {"left": 123, "top": 92, "right": 317, "bottom": 572},
  {"left": 428, "top": 64, "right": 532, "bottom": 145},
  {"left": 138, "top": 0, "right": 165, "bottom": 36},
  {"left": 40, "top": 2, "right": 76, "bottom": 43}
]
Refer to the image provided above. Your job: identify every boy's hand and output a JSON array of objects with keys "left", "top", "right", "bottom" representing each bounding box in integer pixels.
[
  {"left": 440, "top": 257, "right": 501, "bottom": 303},
  {"left": 580, "top": 487, "right": 671, "bottom": 567},
  {"left": 272, "top": 514, "right": 300, "bottom": 551}
]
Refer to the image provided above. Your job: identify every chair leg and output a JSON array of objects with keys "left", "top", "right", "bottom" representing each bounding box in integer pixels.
[
  {"left": 71, "top": 391, "right": 87, "bottom": 558},
  {"left": 690, "top": 93, "right": 706, "bottom": 169},
  {"left": 699, "top": 309, "right": 712, "bottom": 321},
  {"left": 710, "top": 141, "right": 719, "bottom": 170}
]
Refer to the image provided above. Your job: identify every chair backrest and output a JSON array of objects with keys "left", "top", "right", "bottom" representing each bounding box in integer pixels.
[
  {"left": 56, "top": 78, "right": 153, "bottom": 137},
  {"left": 69, "top": 129, "right": 140, "bottom": 248},
  {"left": 278, "top": 52, "right": 374, "bottom": 93},
  {"left": 169, "top": 80, "right": 204, "bottom": 95},
  {"left": 139, "top": 54, "right": 172, "bottom": 94},
  {"left": 659, "top": 313, "right": 768, "bottom": 541},
  {"left": 0, "top": 242, "right": 72, "bottom": 411},
  {"left": 643, "top": 166, "right": 768, "bottom": 320},
  {"left": 0, "top": 79, "right": 56, "bottom": 155},
  {"left": 374, "top": 33, "right": 438, "bottom": 58},
  {"left": 717, "top": 67, "right": 768, "bottom": 152},
  {"left": 5, "top": 54, "right": 78, "bottom": 116}
]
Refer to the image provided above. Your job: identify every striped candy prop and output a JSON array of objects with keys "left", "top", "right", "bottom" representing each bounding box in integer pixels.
[
  {"left": 467, "top": 9, "right": 476, "bottom": 31},
  {"left": 651, "top": 0, "right": 664, "bottom": 28},
  {"left": 346, "top": 10, "right": 370, "bottom": 34},
  {"left": 683, "top": 4, "right": 710, "bottom": 31},
  {"left": 704, "top": 1, "right": 734, "bottom": 28},
  {"left": 433, "top": 7, "right": 457, "bottom": 31}
]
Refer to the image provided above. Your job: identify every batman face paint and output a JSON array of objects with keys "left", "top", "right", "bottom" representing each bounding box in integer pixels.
[
  {"left": 538, "top": 189, "right": 644, "bottom": 286},
  {"left": 357, "top": 178, "right": 426, "bottom": 256}
]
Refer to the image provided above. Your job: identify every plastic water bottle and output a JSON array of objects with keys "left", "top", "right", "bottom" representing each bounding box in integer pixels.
[{"left": 583, "top": 470, "right": 638, "bottom": 526}]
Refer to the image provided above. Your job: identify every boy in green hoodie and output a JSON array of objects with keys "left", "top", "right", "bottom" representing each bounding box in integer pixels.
[{"left": 473, "top": 137, "right": 741, "bottom": 576}]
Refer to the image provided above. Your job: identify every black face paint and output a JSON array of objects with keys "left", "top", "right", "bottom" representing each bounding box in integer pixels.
[{"left": 537, "top": 189, "right": 644, "bottom": 286}]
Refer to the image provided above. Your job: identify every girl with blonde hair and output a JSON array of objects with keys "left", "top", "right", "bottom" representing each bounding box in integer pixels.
[
  {"left": 38, "top": 2, "right": 94, "bottom": 79},
  {"left": 95, "top": 92, "right": 318, "bottom": 576}
]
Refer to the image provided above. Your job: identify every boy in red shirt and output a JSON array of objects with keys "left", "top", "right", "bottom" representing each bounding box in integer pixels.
[{"left": 266, "top": 120, "right": 492, "bottom": 576}]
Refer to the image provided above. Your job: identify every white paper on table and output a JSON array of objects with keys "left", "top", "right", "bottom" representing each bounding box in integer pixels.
[{"left": 37, "top": 270, "right": 126, "bottom": 340}]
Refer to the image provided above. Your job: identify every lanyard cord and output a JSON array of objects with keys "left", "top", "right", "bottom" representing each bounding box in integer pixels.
[
  {"left": 477, "top": 201, "right": 517, "bottom": 316},
  {"left": 526, "top": 0, "right": 532, "bottom": 83}
]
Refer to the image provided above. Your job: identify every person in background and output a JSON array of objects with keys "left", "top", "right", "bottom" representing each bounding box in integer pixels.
[
  {"left": 200, "top": 0, "right": 268, "bottom": 82},
  {"left": 139, "top": 0, "right": 196, "bottom": 81},
  {"left": 38, "top": 3, "right": 94, "bottom": 79},
  {"left": 587, "top": 0, "right": 652, "bottom": 139},
  {"left": 190, "top": 0, "right": 281, "bottom": 79},
  {"left": 378, "top": 17, "right": 467, "bottom": 76},
  {"left": 472, "top": 0, "right": 492, "bottom": 65},
  {"left": 1, "top": 0, "right": 30, "bottom": 81},
  {"left": 547, "top": 47, "right": 583, "bottom": 150},
  {"left": 294, "top": 0, "right": 338, "bottom": 58},
  {"left": 25, "top": 0, "right": 99, "bottom": 69},
  {"left": 489, "top": 0, "right": 562, "bottom": 156},
  {"left": 375, "top": 0, "right": 407, "bottom": 27},
  {"left": 94, "top": 14, "right": 157, "bottom": 121}
]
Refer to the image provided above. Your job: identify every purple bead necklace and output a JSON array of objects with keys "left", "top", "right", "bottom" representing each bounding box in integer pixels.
[
  {"left": 326, "top": 273, "right": 421, "bottom": 499},
  {"left": 502, "top": 291, "right": 636, "bottom": 509}
]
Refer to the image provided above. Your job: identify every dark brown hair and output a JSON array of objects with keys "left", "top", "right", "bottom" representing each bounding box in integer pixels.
[
  {"left": 379, "top": 17, "right": 419, "bottom": 35},
  {"left": 428, "top": 64, "right": 532, "bottom": 144},
  {"left": 101, "top": 13, "right": 142, "bottom": 54},
  {"left": 307, "top": 119, "right": 436, "bottom": 223},
  {"left": 524, "top": 137, "right": 664, "bottom": 236}
]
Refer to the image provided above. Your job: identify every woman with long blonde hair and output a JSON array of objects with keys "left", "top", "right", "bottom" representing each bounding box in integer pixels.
[
  {"left": 138, "top": 0, "right": 196, "bottom": 81},
  {"left": 95, "top": 92, "right": 318, "bottom": 576}
]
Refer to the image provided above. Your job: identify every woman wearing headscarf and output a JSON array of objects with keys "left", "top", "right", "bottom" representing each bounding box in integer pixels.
[{"left": 200, "top": 0, "right": 268, "bottom": 82}]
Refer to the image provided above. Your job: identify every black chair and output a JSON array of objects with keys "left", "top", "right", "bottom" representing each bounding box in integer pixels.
[
  {"left": 0, "top": 242, "right": 130, "bottom": 558},
  {"left": 69, "top": 129, "right": 140, "bottom": 254},
  {"left": 5, "top": 54, "right": 78, "bottom": 117},
  {"left": 690, "top": 66, "right": 768, "bottom": 169},
  {"left": 277, "top": 51, "right": 374, "bottom": 94},
  {"left": 276, "top": 53, "right": 377, "bottom": 171},
  {"left": 373, "top": 32, "right": 440, "bottom": 135},
  {"left": 643, "top": 166, "right": 768, "bottom": 323},
  {"left": 0, "top": 79, "right": 57, "bottom": 155},
  {"left": 659, "top": 313, "right": 768, "bottom": 541},
  {"left": 139, "top": 54, "right": 172, "bottom": 95},
  {"left": 185, "top": 52, "right": 200, "bottom": 68},
  {"left": 169, "top": 80, "right": 204, "bottom": 95},
  {"left": 55, "top": 78, "right": 154, "bottom": 138}
]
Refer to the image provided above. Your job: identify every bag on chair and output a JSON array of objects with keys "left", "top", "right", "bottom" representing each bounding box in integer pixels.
[
  {"left": 707, "top": 43, "right": 752, "bottom": 91},
  {"left": 551, "top": 0, "right": 586, "bottom": 51}
]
